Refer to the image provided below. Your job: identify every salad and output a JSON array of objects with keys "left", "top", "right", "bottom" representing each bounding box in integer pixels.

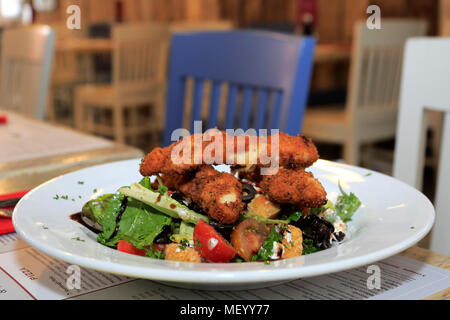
[{"left": 78, "top": 131, "right": 361, "bottom": 263}]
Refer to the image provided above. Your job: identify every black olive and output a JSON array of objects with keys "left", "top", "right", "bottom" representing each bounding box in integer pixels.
[
  {"left": 241, "top": 183, "right": 256, "bottom": 202},
  {"left": 333, "top": 232, "right": 346, "bottom": 242},
  {"left": 154, "top": 225, "right": 172, "bottom": 244},
  {"left": 209, "top": 220, "right": 234, "bottom": 241},
  {"left": 170, "top": 191, "right": 206, "bottom": 214},
  {"left": 170, "top": 191, "right": 186, "bottom": 205},
  {"left": 294, "top": 215, "right": 335, "bottom": 250}
]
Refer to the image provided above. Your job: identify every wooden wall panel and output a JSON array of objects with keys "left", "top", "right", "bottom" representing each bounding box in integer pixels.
[
  {"left": 34, "top": 0, "right": 438, "bottom": 39},
  {"left": 370, "top": 0, "right": 438, "bottom": 35},
  {"left": 440, "top": 0, "right": 450, "bottom": 35}
]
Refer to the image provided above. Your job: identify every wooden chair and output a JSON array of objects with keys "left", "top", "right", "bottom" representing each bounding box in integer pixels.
[
  {"left": 393, "top": 38, "right": 450, "bottom": 255},
  {"left": 163, "top": 31, "right": 315, "bottom": 146},
  {"left": 47, "top": 24, "right": 86, "bottom": 125},
  {"left": 0, "top": 25, "right": 55, "bottom": 119},
  {"left": 302, "top": 19, "right": 427, "bottom": 165},
  {"left": 169, "top": 20, "right": 234, "bottom": 32},
  {"left": 74, "top": 24, "right": 170, "bottom": 145}
]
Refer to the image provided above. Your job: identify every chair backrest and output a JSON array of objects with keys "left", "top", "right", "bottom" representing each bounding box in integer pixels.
[
  {"left": 393, "top": 38, "right": 450, "bottom": 255},
  {"left": 163, "top": 31, "right": 315, "bottom": 146},
  {"left": 50, "top": 24, "right": 85, "bottom": 84},
  {"left": 112, "top": 23, "right": 170, "bottom": 96},
  {"left": 0, "top": 25, "right": 55, "bottom": 119},
  {"left": 347, "top": 20, "right": 427, "bottom": 125}
]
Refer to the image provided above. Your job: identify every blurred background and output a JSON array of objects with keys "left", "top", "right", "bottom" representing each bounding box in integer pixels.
[{"left": 1, "top": 0, "right": 449, "bottom": 253}]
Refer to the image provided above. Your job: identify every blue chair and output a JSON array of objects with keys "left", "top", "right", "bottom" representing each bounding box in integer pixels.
[{"left": 163, "top": 31, "right": 315, "bottom": 146}]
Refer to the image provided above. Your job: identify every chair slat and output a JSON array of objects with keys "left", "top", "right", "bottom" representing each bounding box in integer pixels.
[
  {"left": 225, "top": 84, "right": 238, "bottom": 129},
  {"left": 254, "top": 89, "right": 269, "bottom": 130},
  {"left": 191, "top": 78, "right": 204, "bottom": 132},
  {"left": 270, "top": 91, "right": 283, "bottom": 130},
  {"left": 239, "top": 87, "right": 254, "bottom": 130},
  {"left": 207, "top": 81, "right": 222, "bottom": 128}
]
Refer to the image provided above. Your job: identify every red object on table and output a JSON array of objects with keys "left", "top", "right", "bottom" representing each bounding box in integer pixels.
[
  {"left": 0, "top": 218, "right": 14, "bottom": 235},
  {"left": 0, "top": 114, "right": 7, "bottom": 124},
  {"left": 0, "top": 190, "right": 30, "bottom": 235}
]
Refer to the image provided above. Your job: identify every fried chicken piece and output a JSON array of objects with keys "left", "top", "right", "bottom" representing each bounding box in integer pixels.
[
  {"left": 161, "top": 166, "right": 244, "bottom": 224},
  {"left": 259, "top": 168, "right": 327, "bottom": 208},
  {"left": 275, "top": 132, "right": 319, "bottom": 169},
  {"left": 140, "top": 131, "right": 319, "bottom": 176}
]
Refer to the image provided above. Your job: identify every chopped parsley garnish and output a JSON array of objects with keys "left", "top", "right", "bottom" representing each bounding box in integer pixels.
[
  {"left": 146, "top": 249, "right": 165, "bottom": 260},
  {"left": 53, "top": 195, "right": 59, "bottom": 200},
  {"left": 42, "top": 226, "right": 48, "bottom": 230},
  {"left": 77, "top": 181, "right": 84, "bottom": 185},
  {"left": 302, "top": 239, "right": 317, "bottom": 255},
  {"left": 178, "top": 238, "right": 189, "bottom": 250},
  {"left": 365, "top": 173, "right": 372, "bottom": 177},
  {"left": 158, "top": 184, "right": 168, "bottom": 195},
  {"left": 231, "top": 257, "right": 244, "bottom": 263},
  {"left": 335, "top": 182, "right": 361, "bottom": 222},
  {"left": 61, "top": 195, "right": 69, "bottom": 200},
  {"left": 252, "top": 226, "right": 283, "bottom": 262},
  {"left": 72, "top": 237, "right": 85, "bottom": 242},
  {"left": 194, "top": 238, "right": 202, "bottom": 249},
  {"left": 93, "top": 189, "right": 98, "bottom": 193}
]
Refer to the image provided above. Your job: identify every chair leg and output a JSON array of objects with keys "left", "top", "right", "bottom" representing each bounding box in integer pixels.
[
  {"left": 74, "top": 90, "right": 84, "bottom": 132},
  {"left": 430, "top": 111, "right": 450, "bottom": 255},
  {"left": 344, "top": 138, "right": 360, "bottom": 165},
  {"left": 47, "top": 87, "right": 56, "bottom": 123},
  {"left": 113, "top": 103, "right": 126, "bottom": 144}
]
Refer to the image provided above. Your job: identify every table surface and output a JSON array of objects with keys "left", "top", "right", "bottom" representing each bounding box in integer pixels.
[
  {"left": 315, "top": 43, "right": 352, "bottom": 63},
  {"left": 55, "top": 37, "right": 352, "bottom": 62},
  {"left": 0, "top": 111, "right": 143, "bottom": 194},
  {"left": 55, "top": 38, "right": 113, "bottom": 53}
]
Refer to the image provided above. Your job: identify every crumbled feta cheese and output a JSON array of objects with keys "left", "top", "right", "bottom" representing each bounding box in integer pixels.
[
  {"left": 284, "top": 230, "right": 292, "bottom": 244},
  {"left": 270, "top": 241, "right": 280, "bottom": 260},
  {"left": 208, "top": 238, "right": 218, "bottom": 250},
  {"left": 333, "top": 216, "right": 346, "bottom": 233}
]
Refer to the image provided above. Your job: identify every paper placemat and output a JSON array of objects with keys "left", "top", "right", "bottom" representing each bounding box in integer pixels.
[{"left": 0, "top": 233, "right": 448, "bottom": 300}]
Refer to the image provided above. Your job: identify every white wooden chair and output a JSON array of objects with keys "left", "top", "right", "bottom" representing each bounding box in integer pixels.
[
  {"left": 74, "top": 23, "right": 170, "bottom": 144},
  {"left": 0, "top": 25, "right": 55, "bottom": 119},
  {"left": 393, "top": 38, "right": 450, "bottom": 256},
  {"left": 302, "top": 19, "right": 427, "bottom": 165}
]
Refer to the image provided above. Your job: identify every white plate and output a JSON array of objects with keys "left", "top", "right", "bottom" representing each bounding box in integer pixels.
[{"left": 13, "top": 159, "right": 435, "bottom": 290}]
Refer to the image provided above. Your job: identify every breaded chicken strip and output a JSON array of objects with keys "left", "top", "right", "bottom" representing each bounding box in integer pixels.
[
  {"left": 161, "top": 166, "right": 244, "bottom": 224},
  {"left": 140, "top": 131, "right": 319, "bottom": 176},
  {"left": 259, "top": 168, "right": 327, "bottom": 208},
  {"left": 275, "top": 133, "right": 319, "bottom": 169}
]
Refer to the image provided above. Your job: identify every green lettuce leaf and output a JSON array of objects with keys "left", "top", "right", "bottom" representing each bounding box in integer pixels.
[
  {"left": 100, "top": 198, "right": 172, "bottom": 249},
  {"left": 335, "top": 182, "right": 361, "bottom": 222}
]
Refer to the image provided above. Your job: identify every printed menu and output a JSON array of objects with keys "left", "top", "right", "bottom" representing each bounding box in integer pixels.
[{"left": 0, "top": 233, "right": 449, "bottom": 300}]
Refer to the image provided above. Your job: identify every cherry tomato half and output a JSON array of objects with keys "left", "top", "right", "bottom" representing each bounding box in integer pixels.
[
  {"left": 230, "top": 218, "right": 271, "bottom": 262},
  {"left": 193, "top": 220, "right": 237, "bottom": 263}
]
